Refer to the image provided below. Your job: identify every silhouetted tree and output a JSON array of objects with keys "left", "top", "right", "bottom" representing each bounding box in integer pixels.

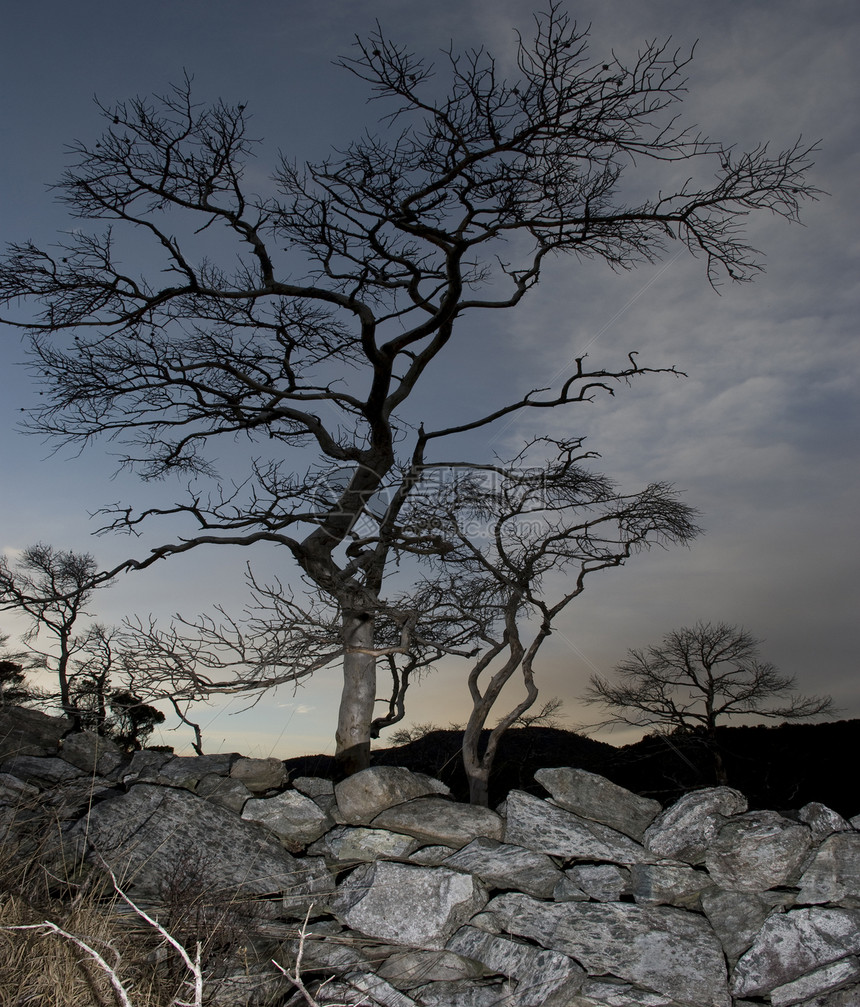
[
  {"left": 0, "top": 6, "right": 819, "bottom": 774},
  {"left": 583, "top": 620, "right": 834, "bottom": 784}
]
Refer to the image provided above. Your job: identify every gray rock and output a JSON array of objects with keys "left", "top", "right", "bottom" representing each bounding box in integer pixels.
[
  {"left": 0, "top": 771, "right": 39, "bottom": 804},
  {"left": 770, "top": 958, "right": 860, "bottom": 1007},
  {"left": 568, "top": 864, "right": 630, "bottom": 902},
  {"left": 732, "top": 907, "right": 860, "bottom": 997},
  {"left": 72, "top": 782, "right": 313, "bottom": 897},
  {"left": 280, "top": 856, "right": 337, "bottom": 918},
  {"left": 410, "top": 978, "right": 514, "bottom": 1007},
  {"left": 0, "top": 707, "right": 70, "bottom": 760},
  {"left": 447, "top": 925, "right": 585, "bottom": 1006},
  {"left": 570, "top": 978, "right": 677, "bottom": 1006},
  {"left": 442, "top": 837, "right": 565, "bottom": 899},
  {"left": 535, "top": 767, "right": 661, "bottom": 840},
  {"left": 800, "top": 802, "right": 854, "bottom": 840},
  {"left": 60, "top": 731, "right": 125, "bottom": 776},
  {"left": 705, "top": 810, "right": 812, "bottom": 891},
  {"left": 229, "top": 756, "right": 287, "bottom": 792},
  {"left": 504, "top": 790, "right": 649, "bottom": 863},
  {"left": 377, "top": 948, "right": 484, "bottom": 989},
  {"left": 0, "top": 755, "right": 84, "bottom": 786},
  {"left": 798, "top": 833, "right": 860, "bottom": 908},
  {"left": 371, "top": 797, "right": 503, "bottom": 849},
  {"left": 486, "top": 892, "right": 730, "bottom": 1007},
  {"left": 332, "top": 860, "right": 487, "bottom": 949},
  {"left": 800, "top": 983, "right": 860, "bottom": 1006},
  {"left": 628, "top": 862, "right": 710, "bottom": 909},
  {"left": 241, "top": 789, "right": 332, "bottom": 848},
  {"left": 323, "top": 972, "right": 421, "bottom": 1006},
  {"left": 196, "top": 772, "right": 253, "bottom": 814},
  {"left": 408, "top": 845, "right": 458, "bottom": 865},
  {"left": 122, "top": 749, "right": 173, "bottom": 783},
  {"left": 552, "top": 876, "right": 590, "bottom": 902},
  {"left": 155, "top": 753, "right": 235, "bottom": 789},
  {"left": 309, "top": 825, "right": 421, "bottom": 862},
  {"left": 292, "top": 775, "right": 334, "bottom": 798},
  {"left": 334, "top": 766, "right": 450, "bottom": 825},
  {"left": 700, "top": 889, "right": 773, "bottom": 964},
  {"left": 644, "top": 786, "right": 748, "bottom": 864}
]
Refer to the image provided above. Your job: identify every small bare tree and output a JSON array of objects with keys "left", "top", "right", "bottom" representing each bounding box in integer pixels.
[
  {"left": 401, "top": 438, "right": 700, "bottom": 805},
  {"left": 0, "top": 6, "right": 819, "bottom": 773},
  {"left": 583, "top": 620, "right": 834, "bottom": 784}
]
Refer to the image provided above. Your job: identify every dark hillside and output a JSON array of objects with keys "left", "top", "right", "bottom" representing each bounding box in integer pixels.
[{"left": 284, "top": 719, "right": 860, "bottom": 816}]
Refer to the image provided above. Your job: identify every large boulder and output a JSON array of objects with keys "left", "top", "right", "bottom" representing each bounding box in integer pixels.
[
  {"left": 70, "top": 782, "right": 327, "bottom": 901},
  {"left": 60, "top": 731, "right": 125, "bottom": 777},
  {"left": 704, "top": 811, "right": 812, "bottom": 891},
  {"left": 334, "top": 766, "right": 450, "bottom": 824},
  {"left": 241, "top": 789, "right": 333, "bottom": 848},
  {"left": 442, "top": 837, "right": 566, "bottom": 899},
  {"left": 798, "top": 833, "right": 860, "bottom": 908},
  {"left": 447, "top": 925, "right": 586, "bottom": 1006},
  {"left": 0, "top": 706, "right": 70, "bottom": 761},
  {"left": 229, "top": 756, "right": 287, "bottom": 792},
  {"left": 332, "top": 860, "right": 487, "bottom": 949},
  {"left": 732, "top": 907, "right": 860, "bottom": 998},
  {"left": 644, "top": 786, "right": 748, "bottom": 864}
]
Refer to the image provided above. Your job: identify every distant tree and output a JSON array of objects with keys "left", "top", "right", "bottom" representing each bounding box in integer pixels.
[
  {"left": 0, "top": 6, "right": 819, "bottom": 774},
  {"left": 0, "top": 545, "right": 104, "bottom": 725},
  {"left": 0, "top": 546, "right": 165, "bottom": 746},
  {"left": 108, "top": 689, "right": 166, "bottom": 751},
  {"left": 583, "top": 621, "right": 834, "bottom": 784},
  {"left": 0, "top": 633, "right": 36, "bottom": 707}
]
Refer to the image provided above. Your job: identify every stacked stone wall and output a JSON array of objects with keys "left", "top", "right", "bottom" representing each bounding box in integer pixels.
[{"left": 2, "top": 707, "right": 859, "bottom": 1007}]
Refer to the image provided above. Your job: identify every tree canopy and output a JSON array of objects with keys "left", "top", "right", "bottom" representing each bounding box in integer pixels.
[{"left": 0, "top": 5, "right": 819, "bottom": 773}]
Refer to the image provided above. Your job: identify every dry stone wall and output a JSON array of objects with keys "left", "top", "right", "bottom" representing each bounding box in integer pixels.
[{"left": 2, "top": 706, "right": 860, "bottom": 1007}]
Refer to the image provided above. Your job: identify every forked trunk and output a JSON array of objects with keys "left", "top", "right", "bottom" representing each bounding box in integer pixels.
[{"left": 334, "top": 611, "right": 377, "bottom": 777}]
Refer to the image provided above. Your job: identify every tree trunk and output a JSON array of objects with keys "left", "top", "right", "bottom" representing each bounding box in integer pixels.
[
  {"left": 334, "top": 612, "right": 377, "bottom": 777},
  {"left": 462, "top": 716, "right": 490, "bottom": 807}
]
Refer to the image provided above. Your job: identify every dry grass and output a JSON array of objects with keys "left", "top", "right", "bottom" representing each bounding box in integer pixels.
[{"left": 0, "top": 796, "right": 374, "bottom": 1007}]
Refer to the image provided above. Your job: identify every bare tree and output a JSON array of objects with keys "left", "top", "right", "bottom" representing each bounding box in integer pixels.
[
  {"left": 0, "top": 6, "right": 819, "bottom": 773},
  {"left": 583, "top": 620, "right": 834, "bottom": 784},
  {"left": 0, "top": 545, "right": 104, "bottom": 724},
  {"left": 404, "top": 439, "right": 700, "bottom": 804}
]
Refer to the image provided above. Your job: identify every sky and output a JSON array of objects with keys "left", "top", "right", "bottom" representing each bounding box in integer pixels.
[{"left": 1, "top": 0, "right": 857, "bottom": 760}]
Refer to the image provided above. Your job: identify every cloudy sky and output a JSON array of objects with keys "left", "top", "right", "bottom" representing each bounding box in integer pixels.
[{"left": 1, "top": 0, "right": 857, "bottom": 759}]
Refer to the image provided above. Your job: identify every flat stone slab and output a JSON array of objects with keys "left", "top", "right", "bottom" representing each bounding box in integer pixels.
[
  {"left": 535, "top": 767, "right": 661, "bottom": 840},
  {"left": 309, "top": 825, "right": 421, "bottom": 862},
  {"left": 442, "top": 837, "right": 565, "bottom": 899},
  {"left": 486, "top": 892, "right": 731, "bottom": 1007},
  {"left": 371, "top": 797, "right": 503, "bottom": 848},
  {"left": 504, "top": 790, "right": 649, "bottom": 863}
]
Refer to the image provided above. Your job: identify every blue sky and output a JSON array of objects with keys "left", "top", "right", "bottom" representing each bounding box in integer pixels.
[{"left": 1, "top": 0, "right": 857, "bottom": 758}]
